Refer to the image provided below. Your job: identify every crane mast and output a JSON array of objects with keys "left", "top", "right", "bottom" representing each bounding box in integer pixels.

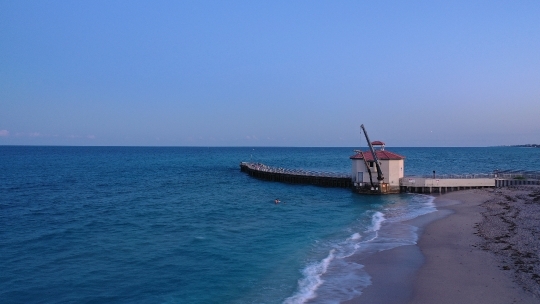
[{"left": 360, "top": 124, "right": 384, "bottom": 182}]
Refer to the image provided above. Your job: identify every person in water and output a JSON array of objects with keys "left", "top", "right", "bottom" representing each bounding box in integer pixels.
[{"left": 275, "top": 199, "right": 280, "bottom": 204}]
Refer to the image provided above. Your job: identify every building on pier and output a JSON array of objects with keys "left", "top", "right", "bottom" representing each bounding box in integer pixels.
[{"left": 350, "top": 141, "right": 405, "bottom": 193}]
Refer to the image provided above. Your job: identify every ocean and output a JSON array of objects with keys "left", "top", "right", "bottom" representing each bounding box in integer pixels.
[{"left": 1, "top": 146, "right": 539, "bottom": 303}]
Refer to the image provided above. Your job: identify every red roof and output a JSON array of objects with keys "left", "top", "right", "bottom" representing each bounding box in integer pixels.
[
  {"left": 371, "top": 141, "right": 385, "bottom": 146},
  {"left": 350, "top": 150, "right": 405, "bottom": 161}
]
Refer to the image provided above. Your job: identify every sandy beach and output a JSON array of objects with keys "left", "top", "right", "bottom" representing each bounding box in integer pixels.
[{"left": 345, "top": 186, "right": 540, "bottom": 304}]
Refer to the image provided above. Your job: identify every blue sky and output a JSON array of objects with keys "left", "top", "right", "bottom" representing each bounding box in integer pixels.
[{"left": 1, "top": 1, "right": 539, "bottom": 146}]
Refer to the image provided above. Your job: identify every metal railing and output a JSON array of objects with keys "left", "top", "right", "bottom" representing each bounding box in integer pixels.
[
  {"left": 241, "top": 162, "right": 351, "bottom": 179},
  {"left": 405, "top": 173, "right": 497, "bottom": 179},
  {"left": 406, "top": 170, "right": 540, "bottom": 180},
  {"left": 495, "top": 170, "right": 540, "bottom": 180}
]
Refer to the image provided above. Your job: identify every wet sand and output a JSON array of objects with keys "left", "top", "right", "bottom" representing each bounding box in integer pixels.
[{"left": 345, "top": 186, "right": 540, "bottom": 304}]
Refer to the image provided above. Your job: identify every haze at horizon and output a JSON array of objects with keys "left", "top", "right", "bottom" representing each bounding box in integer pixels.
[{"left": 1, "top": 1, "right": 539, "bottom": 147}]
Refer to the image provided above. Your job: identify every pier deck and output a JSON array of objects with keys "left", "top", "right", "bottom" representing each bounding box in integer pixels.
[
  {"left": 240, "top": 162, "right": 352, "bottom": 188},
  {"left": 495, "top": 170, "right": 540, "bottom": 188},
  {"left": 400, "top": 175, "right": 495, "bottom": 194},
  {"left": 400, "top": 171, "right": 540, "bottom": 194},
  {"left": 240, "top": 163, "right": 540, "bottom": 194}
]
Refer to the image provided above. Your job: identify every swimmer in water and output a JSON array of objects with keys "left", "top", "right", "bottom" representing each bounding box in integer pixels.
[{"left": 275, "top": 199, "right": 280, "bottom": 204}]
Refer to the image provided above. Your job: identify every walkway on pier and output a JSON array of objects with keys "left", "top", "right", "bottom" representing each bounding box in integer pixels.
[
  {"left": 400, "top": 172, "right": 496, "bottom": 193},
  {"left": 400, "top": 170, "right": 540, "bottom": 194},
  {"left": 241, "top": 163, "right": 540, "bottom": 194},
  {"left": 495, "top": 170, "right": 540, "bottom": 187},
  {"left": 240, "top": 162, "right": 352, "bottom": 188}
]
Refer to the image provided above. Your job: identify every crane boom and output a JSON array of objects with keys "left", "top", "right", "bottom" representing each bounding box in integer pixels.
[{"left": 360, "top": 124, "right": 384, "bottom": 182}]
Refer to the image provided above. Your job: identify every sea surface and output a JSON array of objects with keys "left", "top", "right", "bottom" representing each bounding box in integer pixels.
[{"left": 1, "top": 146, "right": 539, "bottom": 303}]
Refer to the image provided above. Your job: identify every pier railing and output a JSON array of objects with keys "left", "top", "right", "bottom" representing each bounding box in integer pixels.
[
  {"left": 406, "top": 173, "right": 497, "bottom": 179},
  {"left": 495, "top": 170, "right": 540, "bottom": 180},
  {"left": 240, "top": 162, "right": 352, "bottom": 188},
  {"left": 406, "top": 171, "right": 540, "bottom": 180},
  {"left": 241, "top": 162, "right": 351, "bottom": 179}
]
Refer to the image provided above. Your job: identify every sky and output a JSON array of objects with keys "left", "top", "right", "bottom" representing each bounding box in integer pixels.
[{"left": 1, "top": 1, "right": 539, "bottom": 147}]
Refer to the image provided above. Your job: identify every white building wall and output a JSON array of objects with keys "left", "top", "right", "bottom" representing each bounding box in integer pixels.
[
  {"left": 351, "top": 159, "right": 369, "bottom": 183},
  {"left": 352, "top": 158, "right": 404, "bottom": 187},
  {"left": 351, "top": 160, "right": 359, "bottom": 182},
  {"left": 385, "top": 159, "right": 404, "bottom": 187},
  {"left": 379, "top": 160, "right": 389, "bottom": 184}
]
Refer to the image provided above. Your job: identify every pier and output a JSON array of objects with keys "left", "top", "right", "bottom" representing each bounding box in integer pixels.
[
  {"left": 240, "top": 126, "right": 540, "bottom": 194},
  {"left": 494, "top": 170, "right": 540, "bottom": 188},
  {"left": 399, "top": 170, "right": 540, "bottom": 194},
  {"left": 240, "top": 162, "right": 352, "bottom": 188},
  {"left": 241, "top": 163, "right": 540, "bottom": 194},
  {"left": 399, "top": 174, "right": 496, "bottom": 194}
]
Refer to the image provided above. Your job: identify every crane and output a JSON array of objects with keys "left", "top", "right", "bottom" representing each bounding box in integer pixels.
[
  {"left": 360, "top": 124, "right": 385, "bottom": 184},
  {"left": 354, "top": 150, "right": 375, "bottom": 189}
]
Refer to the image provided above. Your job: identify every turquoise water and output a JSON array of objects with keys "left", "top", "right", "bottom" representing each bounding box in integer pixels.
[{"left": 1, "top": 146, "right": 539, "bottom": 303}]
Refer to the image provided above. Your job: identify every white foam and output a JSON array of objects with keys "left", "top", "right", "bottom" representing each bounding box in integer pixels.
[
  {"left": 284, "top": 195, "right": 436, "bottom": 303},
  {"left": 348, "top": 232, "right": 361, "bottom": 241},
  {"left": 423, "top": 195, "right": 436, "bottom": 208},
  {"left": 283, "top": 249, "right": 336, "bottom": 304},
  {"left": 303, "top": 259, "right": 369, "bottom": 303},
  {"left": 384, "top": 195, "right": 436, "bottom": 223},
  {"left": 369, "top": 211, "right": 385, "bottom": 232}
]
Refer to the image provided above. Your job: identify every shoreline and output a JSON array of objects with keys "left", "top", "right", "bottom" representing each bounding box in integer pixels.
[{"left": 344, "top": 187, "right": 540, "bottom": 304}]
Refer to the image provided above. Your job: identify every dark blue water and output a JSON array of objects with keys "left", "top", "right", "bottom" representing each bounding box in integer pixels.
[{"left": 1, "top": 146, "right": 539, "bottom": 303}]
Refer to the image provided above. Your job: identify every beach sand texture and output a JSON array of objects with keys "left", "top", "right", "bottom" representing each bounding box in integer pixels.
[
  {"left": 477, "top": 186, "right": 540, "bottom": 299},
  {"left": 346, "top": 186, "right": 540, "bottom": 304}
]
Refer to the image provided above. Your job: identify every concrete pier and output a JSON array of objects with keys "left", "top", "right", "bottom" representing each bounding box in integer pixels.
[
  {"left": 240, "top": 162, "right": 352, "bottom": 188},
  {"left": 400, "top": 176, "right": 496, "bottom": 194},
  {"left": 495, "top": 179, "right": 540, "bottom": 187},
  {"left": 241, "top": 162, "right": 540, "bottom": 194},
  {"left": 400, "top": 178, "right": 540, "bottom": 193}
]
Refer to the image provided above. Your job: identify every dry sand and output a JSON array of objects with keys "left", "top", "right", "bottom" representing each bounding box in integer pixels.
[
  {"left": 345, "top": 186, "right": 540, "bottom": 304},
  {"left": 409, "top": 188, "right": 539, "bottom": 304}
]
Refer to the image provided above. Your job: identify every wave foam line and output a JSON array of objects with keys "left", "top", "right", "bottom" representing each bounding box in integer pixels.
[
  {"left": 348, "top": 232, "right": 361, "bottom": 241},
  {"left": 285, "top": 211, "right": 388, "bottom": 303},
  {"left": 369, "top": 211, "right": 385, "bottom": 232},
  {"left": 362, "top": 211, "right": 385, "bottom": 243},
  {"left": 283, "top": 249, "right": 336, "bottom": 304}
]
